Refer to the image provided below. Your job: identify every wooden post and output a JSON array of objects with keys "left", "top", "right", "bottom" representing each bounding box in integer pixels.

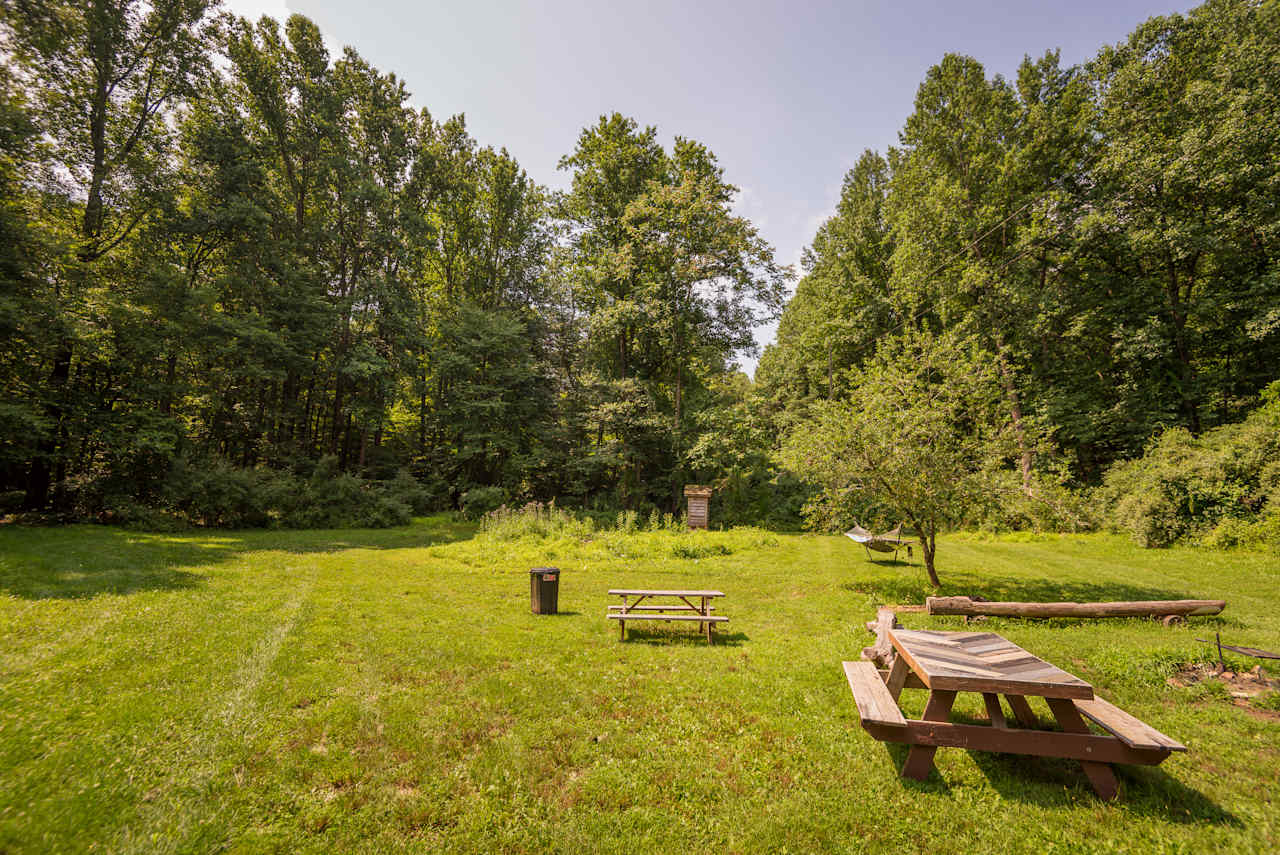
[{"left": 684, "top": 485, "right": 713, "bottom": 530}]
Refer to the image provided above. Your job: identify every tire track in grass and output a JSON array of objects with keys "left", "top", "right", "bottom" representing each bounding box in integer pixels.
[{"left": 111, "top": 579, "right": 314, "bottom": 854}]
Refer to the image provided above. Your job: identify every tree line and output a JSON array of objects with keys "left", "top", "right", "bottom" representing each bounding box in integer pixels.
[
  {"left": 763, "top": 0, "right": 1279, "bottom": 508},
  {"left": 769, "top": 0, "right": 1280, "bottom": 570},
  {"left": 0, "top": 2, "right": 785, "bottom": 522},
  {"left": 2, "top": 0, "right": 1277, "bottom": 540}
]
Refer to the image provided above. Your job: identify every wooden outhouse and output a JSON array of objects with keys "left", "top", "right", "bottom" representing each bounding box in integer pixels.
[{"left": 684, "top": 485, "right": 713, "bottom": 529}]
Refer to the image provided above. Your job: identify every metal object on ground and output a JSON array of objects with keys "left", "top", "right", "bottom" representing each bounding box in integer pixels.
[
  {"left": 1197, "top": 632, "right": 1280, "bottom": 669},
  {"left": 530, "top": 567, "right": 560, "bottom": 615}
]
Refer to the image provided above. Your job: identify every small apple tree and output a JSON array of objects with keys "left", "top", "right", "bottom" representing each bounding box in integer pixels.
[{"left": 782, "top": 330, "right": 1010, "bottom": 586}]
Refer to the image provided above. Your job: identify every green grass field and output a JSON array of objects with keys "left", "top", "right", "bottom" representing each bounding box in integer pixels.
[{"left": 1, "top": 519, "right": 1277, "bottom": 853}]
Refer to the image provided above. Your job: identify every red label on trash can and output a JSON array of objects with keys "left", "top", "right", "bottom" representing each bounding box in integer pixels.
[{"left": 544, "top": 574, "right": 557, "bottom": 582}]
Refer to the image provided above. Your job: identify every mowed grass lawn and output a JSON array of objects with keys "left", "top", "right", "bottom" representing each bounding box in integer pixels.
[{"left": 1, "top": 519, "right": 1277, "bottom": 854}]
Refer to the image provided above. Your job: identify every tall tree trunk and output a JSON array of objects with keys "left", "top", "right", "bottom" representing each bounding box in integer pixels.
[
  {"left": 921, "top": 531, "right": 940, "bottom": 587},
  {"left": 418, "top": 369, "right": 429, "bottom": 453},
  {"left": 342, "top": 414, "right": 354, "bottom": 469},
  {"left": 330, "top": 376, "right": 344, "bottom": 455},
  {"left": 674, "top": 360, "right": 683, "bottom": 430},
  {"left": 911, "top": 516, "right": 941, "bottom": 587},
  {"left": 1166, "top": 260, "right": 1201, "bottom": 433},
  {"left": 160, "top": 351, "right": 178, "bottom": 414},
  {"left": 82, "top": 4, "right": 111, "bottom": 260},
  {"left": 24, "top": 343, "right": 71, "bottom": 509},
  {"left": 827, "top": 346, "right": 833, "bottom": 399},
  {"left": 994, "top": 346, "right": 1033, "bottom": 492},
  {"left": 27, "top": 6, "right": 114, "bottom": 509}
]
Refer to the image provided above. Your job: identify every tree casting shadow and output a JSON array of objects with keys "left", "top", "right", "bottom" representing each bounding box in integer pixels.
[
  {"left": 879, "top": 723, "right": 1235, "bottom": 822},
  {"left": 842, "top": 571, "right": 1203, "bottom": 609},
  {"left": 0, "top": 518, "right": 476, "bottom": 600},
  {"left": 967, "top": 749, "right": 1239, "bottom": 824}
]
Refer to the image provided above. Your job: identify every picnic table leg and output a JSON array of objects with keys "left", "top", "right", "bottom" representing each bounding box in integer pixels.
[
  {"left": 901, "top": 689, "right": 956, "bottom": 781},
  {"left": 619, "top": 596, "right": 626, "bottom": 641},
  {"left": 1046, "top": 698, "right": 1120, "bottom": 800},
  {"left": 982, "top": 693, "right": 1007, "bottom": 728},
  {"left": 884, "top": 655, "right": 909, "bottom": 702},
  {"left": 1005, "top": 694, "right": 1039, "bottom": 728}
]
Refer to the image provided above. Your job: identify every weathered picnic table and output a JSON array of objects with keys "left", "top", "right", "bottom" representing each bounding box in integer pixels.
[
  {"left": 843, "top": 629, "right": 1186, "bottom": 799},
  {"left": 607, "top": 589, "right": 728, "bottom": 643}
]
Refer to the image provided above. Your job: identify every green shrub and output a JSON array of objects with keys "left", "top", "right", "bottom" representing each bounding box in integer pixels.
[
  {"left": 1103, "top": 428, "right": 1237, "bottom": 546},
  {"left": 155, "top": 455, "right": 413, "bottom": 530},
  {"left": 669, "top": 542, "right": 732, "bottom": 559},
  {"left": 0, "top": 490, "right": 25, "bottom": 514},
  {"left": 1202, "top": 510, "right": 1280, "bottom": 551},
  {"left": 274, "top": 457, "right": 412, "bottom": 529},
  {"left": 47, "top": 454, "right": 435, "bottom": 530},
  {"left": 964, "top": 468, "right": 1100, "bottom": 534},
  {"left": 384, "top": 468, "right": 438, "bottom": 515},
  {"left": 477, "top": 501, "right": 595, "bottom": 541},
  {"left": 1101, "top": 384, "right": 1280, "bottom": 547},
  {"left": 461, "top": 486, "right": 508, "bottom": 519},
  {"left": 100, "top": 497, "right": 188, "bottom": 531},
  {"left": 165, "top": 458, "right": 274, "bottom": 528}
]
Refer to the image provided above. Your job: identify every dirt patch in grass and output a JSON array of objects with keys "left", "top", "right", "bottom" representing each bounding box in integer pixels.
[{"left": 1169, "top": 663, "right": 1280, "bottom": 719}]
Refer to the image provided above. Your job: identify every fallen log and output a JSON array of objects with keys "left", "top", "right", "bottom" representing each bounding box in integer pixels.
[
  {"left": 861, "top": 606, "right": 900, "bottom": 667},
  {"left": 926, "top": 596, "right": 1225, "bottom": 619}
]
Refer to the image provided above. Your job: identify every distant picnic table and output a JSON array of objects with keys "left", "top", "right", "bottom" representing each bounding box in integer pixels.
[
  {"left": 843, "top": 629, "right": 1186, "bottom": 799},
  {"left": 607, "top": 589, "right": 728, "bottom": 643}
]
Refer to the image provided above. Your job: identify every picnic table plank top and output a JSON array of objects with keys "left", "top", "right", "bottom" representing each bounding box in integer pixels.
[
  {"left": 888, "top": 629, "right": 1094, "bottom": 700},
  {"left": 607, "top": 589, "right": 724, "bottom": 597}
]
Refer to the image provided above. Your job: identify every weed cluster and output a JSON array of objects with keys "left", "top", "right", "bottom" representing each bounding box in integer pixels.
[{"left": 477, "top": 501, "right": 599, "bottom": 541}]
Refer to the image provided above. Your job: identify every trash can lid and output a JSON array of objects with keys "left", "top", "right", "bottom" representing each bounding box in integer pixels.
[{"left": 529, "top": 566, "right": 560, "bottom": 574}]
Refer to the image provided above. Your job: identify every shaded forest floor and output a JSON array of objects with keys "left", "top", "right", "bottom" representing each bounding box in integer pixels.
[{"left": 1, "top": 520, "right": 1277, "bottom": 853}]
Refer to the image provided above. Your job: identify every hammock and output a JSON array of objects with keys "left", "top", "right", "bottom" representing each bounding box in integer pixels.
[{"left": 845, "top": 523, "right": 914, "bottom": 561}]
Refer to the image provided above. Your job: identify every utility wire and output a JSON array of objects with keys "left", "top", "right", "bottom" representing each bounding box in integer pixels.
[
  {"left": 825, "top": 119, "right": 1226, "bottom": 365},
  {"left": 839, "top": 202, "right": 1071, "bottom": 362}
]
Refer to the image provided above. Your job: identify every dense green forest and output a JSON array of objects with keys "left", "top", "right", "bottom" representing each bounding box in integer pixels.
[{"left": 1, "top": 0, "right": 1278, "bottom": 546}]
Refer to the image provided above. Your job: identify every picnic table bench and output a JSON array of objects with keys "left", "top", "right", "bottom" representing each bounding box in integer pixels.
[
  {"left": 607, "top": 589, "right": 728, "bottom": 643},
  {"left": 842, "top": 629, "right": 1185, "bottom": 799}
]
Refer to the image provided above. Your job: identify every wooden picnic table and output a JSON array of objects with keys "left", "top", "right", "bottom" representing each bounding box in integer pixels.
[
  {"left": 843, "top": 629, "right": 1186, "bottom": 799},
  {"left": 607, "top": 589, "right": 728, "bottom": 643}
]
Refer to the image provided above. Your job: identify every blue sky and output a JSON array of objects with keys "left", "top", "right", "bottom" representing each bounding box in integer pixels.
[{"left": 225, "top": 0, "right": 1190, "bottom": 375}]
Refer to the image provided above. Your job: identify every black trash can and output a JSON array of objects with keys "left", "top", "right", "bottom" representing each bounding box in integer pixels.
[{"left": 530, "top": 567, "right": 560, "bottom": 615}]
